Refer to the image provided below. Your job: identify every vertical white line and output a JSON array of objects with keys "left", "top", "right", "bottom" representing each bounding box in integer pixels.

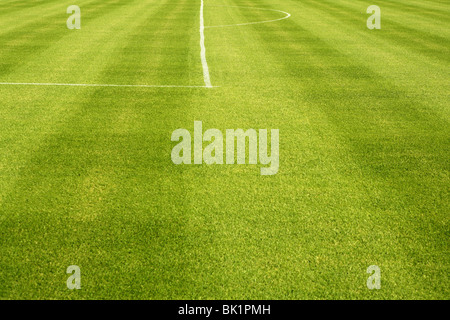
[{"left": 200, "top": 0, "right": 212, "bottom": 88}]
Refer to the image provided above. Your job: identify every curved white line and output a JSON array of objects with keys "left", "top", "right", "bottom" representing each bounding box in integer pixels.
[{"left": 205, "top": 5, "right": 291, "bottom": 28}]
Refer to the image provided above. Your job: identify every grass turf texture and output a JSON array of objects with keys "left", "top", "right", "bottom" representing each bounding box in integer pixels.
[{"left": 0, "top": 0, "right": 449, "bottom": 299}]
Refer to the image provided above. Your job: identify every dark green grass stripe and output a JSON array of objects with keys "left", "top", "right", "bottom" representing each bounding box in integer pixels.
[
  {"left": 99, "top": 0, "right": 198, "bottom": 85},
  {"left": 154, "top": 0, "right": 200, "bottom": 84},
  {"left": 0, "top": 1, "right": 92, "bottom": 45},
  {"left": 252, "top": 0, "right": 449, "bottom": 185},
  {"left": 333, "top": 0, "right": 450, "bottom": 56},
  {"left": 0, "top": 0, "right": 205, "bottom": 298},
  {"left": 374, "top": 0, "right": 450, "bottom": 19},
  {"left": 0, "top": 0, "right": 173, "bottom": 204},
  {"left": 0, "top": 87, "right": 200, "bottom": 299},
  {"left": 0, "top": 0, "right": 140, "bottom": 78},
  {"left": 264, "top": 0, "right": 449, "bottom": 170},
  {"left": 347, "top": 0, "right": 450, "bottom": 36},
  {"left": 196, "top": 1, "right": 410, "bottom": 299},
  {"left": 1, "top": 0, "right": 448, "bottom": 300},
  {"left": 0, "top": 0, "right": 99, "bottom": 35},
  {"left": 300, "top": 0, "right": 450, "bottom": 64},
  {"left": 194, "top": 5, "right": 445, "bottom": 297},
  {"left": 0, "top": 0, "right": 157, "bottom": 203},
  {"left": 240, "top": 0, "right": 449, "bottom": 292},
  {"left": 347, "top": 0, "right": 450, "bottom": 29},
  {"left": 0, "top": 0, "right": 55, "bottom": 17}
]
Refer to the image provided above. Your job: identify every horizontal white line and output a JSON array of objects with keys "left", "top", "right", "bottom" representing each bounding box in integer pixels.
[{"left": 0, "top": 82, "right": 218, "bottom": 88}]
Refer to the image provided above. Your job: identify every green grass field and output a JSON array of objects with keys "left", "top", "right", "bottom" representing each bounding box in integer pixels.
[{"left": 0, "top": 0, "right": 448, "bottom": 300}]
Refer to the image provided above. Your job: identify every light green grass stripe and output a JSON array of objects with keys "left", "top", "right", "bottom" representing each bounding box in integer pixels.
[
  {"left": 0, "top": 0, "right": 143, "bottom": 79},
  {"left": 0, "top": 0, "right": 101, "bottom": 36},
  {"left": 316, "top": 0, "right": 449, "bottom": 63},
  {"left": 284, "top": 0, "right": 449, "bottom": 119},
  {"left": 212, "top": 0, "right": 445, "bottom": 298},
  {"left": 0, "top": 0, "right": 173, "bottom": 205},
  {"left": 0, "top": 0, "right": 448, "bottom": 300}
]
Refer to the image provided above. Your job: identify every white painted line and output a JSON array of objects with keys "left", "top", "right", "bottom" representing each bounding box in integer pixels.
[
  {"left": 0, "top": 3, "right": 290, "bottom": 89},
  {"left": 200, "top": 0, "right": 212, "bottom": 88},
  {"left": 205, "top": 5, "right": 291, "bottom": 28},
  {"left": 0, "top": 82, "right": 218, "bottom": 88}
]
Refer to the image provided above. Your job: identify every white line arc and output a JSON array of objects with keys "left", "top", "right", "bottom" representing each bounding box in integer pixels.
[
  {"left": 205, "top": 5, "right": 291, "bottom": 28},
  {"left": 200, "top": 0, "right": 212, "bottom": 88}
]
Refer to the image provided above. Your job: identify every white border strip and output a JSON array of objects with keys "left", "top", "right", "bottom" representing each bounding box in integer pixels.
[
  {"left": 0, "top": 82, "right": 217, "bottom": 88},
  {"left": 205, "top": 5, "right": 291, "bottom": 28},
  {"left": 200, "top": 0, "right": 212, "bottom": 88}
]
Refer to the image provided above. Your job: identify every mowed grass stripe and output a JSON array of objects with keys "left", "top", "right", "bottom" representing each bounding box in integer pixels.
[
  {"left": 364, "top": 0, "right": 450, "bottom": 37},
  {"left": 379, "top": 0, "right": 450, "bottom": 19},
  {"left": 205, "top": 2, "right": 292, "bottom": 86},
  {"left": 179, "top": 2, "right": 393, "bottom": 299},
  {"left": 0, "top": 89, "right": 198, "bottom": 299},
  {"left": 0, "top": 0, "right": 161, "bottom": 84},
  {"left": 288, "top": 0, "right": 449, "bottom": 118},
  {"left": 200, "top": 0, "right": 448, "bottom": 298},
  {"left": 0, "top": 0, "right": 65, "bottom": 23},
  {"left": 273, "top": 0, "right": 448, "bottom": 296},
  {"left": 0, "top": 0, "right": 448, "bottom": 300},
  {"left": 275, "top": 0, "right": 448, "bottom": 211},
  {"left": 0, "top": 0, "right": 67, "bottom": 36},
  {"left": 99, "top": 0, "right": 201, "bottom": 86},
  {"left": 1, "top": 0, "right": 206, "bottom": 299},
  {"left": 2, "top": 0, "right": 183, "bottom": 210},
  {"left": 0, "top": 0, "right": 137, "bottom": 79},
  {"left": 311, "top": 0, "right": 450, "bottom": 63},
  {"left": 204, "top": 2, "right": 380, "bottom": 298},
  {"left": 0, "top": 0, "right": 171, "bottom": 205}
]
